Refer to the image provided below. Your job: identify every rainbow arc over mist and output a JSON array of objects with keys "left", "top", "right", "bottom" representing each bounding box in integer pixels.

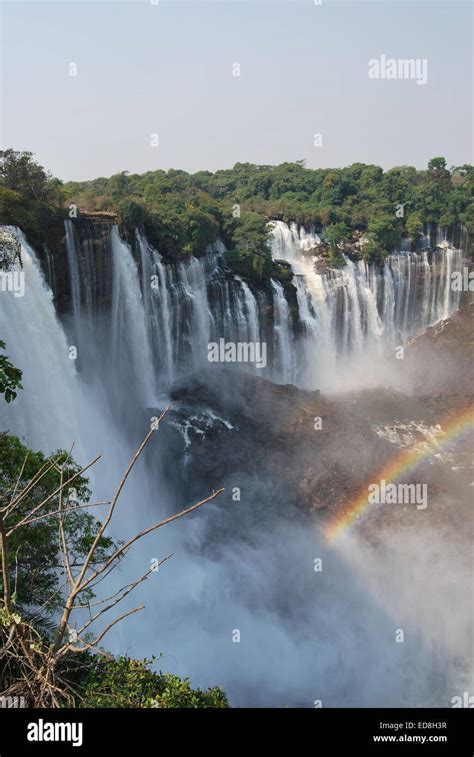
[{"left": 323, "top": 405, "right": 474, "bottom": 544}]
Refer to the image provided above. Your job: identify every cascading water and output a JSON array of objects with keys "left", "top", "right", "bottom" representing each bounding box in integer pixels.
[
  {"left": 109, "top": 226, "right": 156, "bottom": 408},
  {"left": 63, "top": 221, "right": 158, "bottom": 422},
  {"left": 137, "top": 230, "right": 174, "bottom": 383},
  {"left": 61, "top": 219, "right": 465, "bottom": 395},
  {"left": 0, "top": 219, "right": 468, "bottom": 707},
  {"left": 268, "top": 220, "right": 463, "bottom": 389},
  {"left": 136, "top": 230, "right": 267, "bottom": 381},
  {"left": 0, "top": 228, "right": 89, "bottom": 455},
  {"left": 271, "top": 279, "right": 293, "bottom": 383},
  {"left": 0, "top": 225, "right": 161, "bottom": 513}
]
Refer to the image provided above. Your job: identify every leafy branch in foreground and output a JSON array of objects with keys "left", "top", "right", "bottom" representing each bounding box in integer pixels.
[
  {"left": 0, "top": 408, "right": 225, "bottom": 707},
  {"left": 66, "top": 654, "right": 228, "bottom": 708},
  {"left": 0, "top": 341, "right": 22, "bottom": 404}
]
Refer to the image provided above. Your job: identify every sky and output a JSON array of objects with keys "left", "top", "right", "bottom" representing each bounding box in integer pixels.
[{"left": 1, "top": 0, "right": 472, "bottom": 181}]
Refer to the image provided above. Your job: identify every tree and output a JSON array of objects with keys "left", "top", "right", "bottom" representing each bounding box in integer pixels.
[
  {"left": 0, "top": 409, "right": 225, "bottom": 706},
  {"left": 225, "top": 211, "right": 273, "bottom": 281},
  {"left": 324, "top": 222, "right": 349, "bottom": 266},
  {"left": 426, "top": 156, "right": 451, "bottom": 193},
  {"left": 362, "top": 213, "right": 401, "bottom": 262},
  {"left": 232, "top": 212, "right": 270, "bottom": 259},
  {"left": 0, "top": 150, "right": 55, "bottom": 205},
  {"left": 427, "top": 156, "right": 448, "bottom": 174},
  {"left": 118, "top": 199, "right": 145, "bottom": 230},
  {"left": 406, "top": 212, "right": 423, "bottom": 243}
]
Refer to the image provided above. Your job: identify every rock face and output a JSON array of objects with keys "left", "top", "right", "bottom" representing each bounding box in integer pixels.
[
  {"left": 34, "top": 217, "right": 115, "bottom": 316},
  {"left": 161, "top": 374, "right": 409, "bottom": 520}
]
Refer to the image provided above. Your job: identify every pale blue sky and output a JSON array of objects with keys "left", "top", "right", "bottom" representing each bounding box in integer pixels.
[{"left": 1, "top": 0, "right": 472, "bottom": 180}]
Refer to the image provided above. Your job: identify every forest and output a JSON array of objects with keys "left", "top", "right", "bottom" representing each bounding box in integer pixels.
[{"left": 1, "top": 150, "right": 473, "bottom": 282}]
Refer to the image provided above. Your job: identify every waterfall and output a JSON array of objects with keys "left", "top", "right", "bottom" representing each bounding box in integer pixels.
[
  {"left": 63, "top": 223, "right": 157, "bottom": 416},
  {"left": 109, "top": 227, "right": 156, "bottom": 408},
  {"left": 65, "top": 219, "right": 82, "bottom": 318},
  {"left": 177, "top": 253, "right": 215, "bottom": 368},
  {"left": 0, "top": 228, "right": 88, "bottom": 455},
  {"left": 234, "top": 277, "right": 260, "bottom": 346},
  {"left": 136, "top": 232, "right": 267, "bottom": 381},
  {"left": 0, "top": 225, "right": 160, "bottom": 484},
  {"left": 271, "top": 221, "right": 321, "bottom": 261},
  {"left": 271, "top": 279, "right": 293, "bottom": 384},
  {"left": 4, "top": 218, "right": 462, "bottom": 437},
  {"left": 60, "top": 218, "right": 466, "bottom": 392},
  {"left": 137, "top": 230, "right": 174, "bottom": 383},
  {"left": 268, "top": 220, "right": 464, "bottom": 389}
]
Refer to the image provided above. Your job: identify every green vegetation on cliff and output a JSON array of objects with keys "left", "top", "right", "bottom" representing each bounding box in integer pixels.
[{"left": 1, "top": 150, "right": 473, "bottom": 282}]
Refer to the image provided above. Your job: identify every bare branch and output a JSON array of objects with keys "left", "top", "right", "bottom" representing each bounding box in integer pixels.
[
  {"left": 75, "top": 554, "right": 172, "bottom": 638},
  {"left": 71, "top": 408, "right": 170, "bottom": 596},
  {"left": 52, "top": 410, "right": 169, "bottom": 653},
  {"left": 79, "top": 487, "right": 224, "bottom": 594},
  {"left": 2, "top": 457, "right": 57, "bottom": 516},
  {"left": 0, "top": 517, "right": 12, "bottom": 614},
  {"left": 58, "top": 466, "right": 74, "bottom": 589},
  {"left": 17, "top": 500, "right": 111, "bottom": 528},
  {"left": 8, "top": 452, "right": 29, "bottom": 506},
  {"left": 7, "top": 454, "right": 101, "bottom": 535},
  {"left": 73, "top": 553, "right": 172, "bottom": 611},
  {"left": 67, "top": 605, "right": 145, "bottom": 653}
]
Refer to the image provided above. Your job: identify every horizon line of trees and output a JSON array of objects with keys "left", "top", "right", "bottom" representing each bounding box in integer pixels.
[{"left": 0, "top": 149, "right": 473, "bottom": 283}]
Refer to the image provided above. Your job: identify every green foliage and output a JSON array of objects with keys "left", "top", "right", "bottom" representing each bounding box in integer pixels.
[
  {"left": 0, "top": 150, "right": 57, "bottom": 204},
  {"left": 69, "top": 654, "right": 228, "bottom": 708},
  {"left": 324, "top": 222, "right": 349, "bottom": 266},
  {"left": 232, "top": 211, "right": 270, "bottom": 257},
  {"left": 0, "top": 340, "right": 22, "bottom": 403},
  {"left": 362, "top": 213, "right": 401, "bottom": 263},
  {"left": 224, "top": 211, "right": 272, "bottom": 282},
  {"left": 0, "top": 150, "right": 64, "bottom": 246},
  {"left": 0, "top": 434, "right": 116, "bottom": 614},
  {"left": 0, "top": 187, "right": 31, "bottom": 229},
  {"left": 59, "top": 156, "right": 471, "bottom": 264},
  {"left": 118, "top": 199, "right": 145, "bottom": 230},
  {"left": 427, "top": 156, "right": 450, "bottom": 178},
  {"left": 2, "top": 150, "right": 473, "bottom": 273},
  {"left": 406, "top": 212, "right": 423, "bottom": 242}
]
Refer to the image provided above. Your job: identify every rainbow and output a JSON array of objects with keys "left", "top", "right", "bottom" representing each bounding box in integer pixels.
[{"left": 323, "top": 405, "right": 474, "bottom": 544}]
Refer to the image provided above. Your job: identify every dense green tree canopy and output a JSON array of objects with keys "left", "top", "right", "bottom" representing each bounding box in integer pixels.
[
  {"left": 47, "top": 155, "right": 474, "bottom": 264},
  {"left": 1, "top": 150, "right": 473, "bottom": 276}
]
